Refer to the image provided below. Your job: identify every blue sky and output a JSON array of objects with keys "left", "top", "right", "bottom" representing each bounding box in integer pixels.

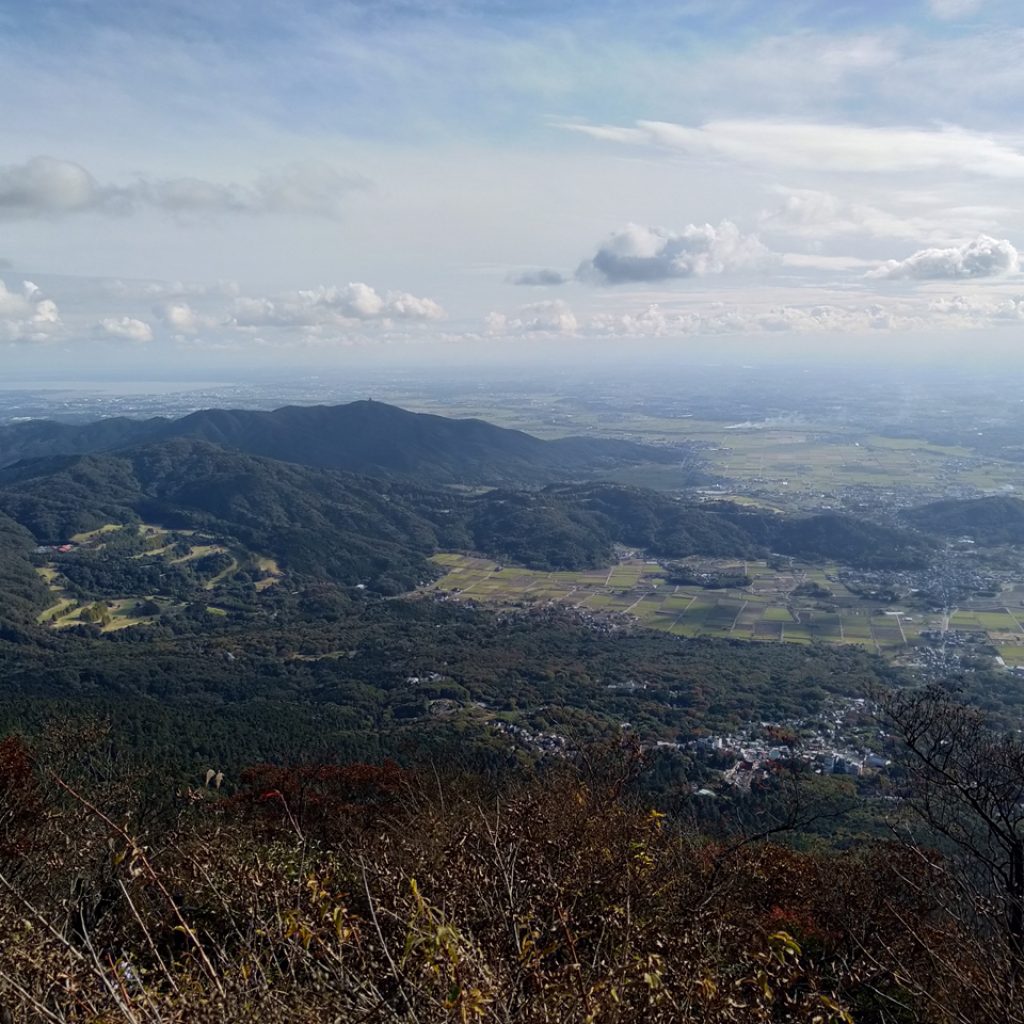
[{"left": 3, "top": 0, "right": 1024, "bottom": 372}]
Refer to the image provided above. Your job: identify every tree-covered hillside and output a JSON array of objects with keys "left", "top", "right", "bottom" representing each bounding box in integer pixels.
[
  {"left": 0, "top": 400, "right": 700, "bottom": 485},
  {"left": 0, "top": 441, "right": 934, "bottom": 614},
  {"left": 906, "top": 495, "right": 1024, "bottom": 545}
]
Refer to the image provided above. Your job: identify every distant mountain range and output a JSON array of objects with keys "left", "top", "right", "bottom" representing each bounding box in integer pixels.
[{"left": 0, "top": 400, "right": 698, "bottom": 486}]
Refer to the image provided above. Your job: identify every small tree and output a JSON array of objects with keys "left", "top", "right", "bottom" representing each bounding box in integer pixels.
[{"left": 884, "top": 685, "right": 1024, "bottom": 1014}]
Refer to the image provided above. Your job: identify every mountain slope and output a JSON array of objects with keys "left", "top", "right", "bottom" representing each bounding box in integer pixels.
[
  {"left": 0, "top": 416, "right": 165, "bottom": 466},
  {"left": 0, "top": 441, "right": 471, "bottom": 594},
  {"left": 906, "top": 496, "right": 1024, "bottom": 545},
  {"left": 0, "top": 444, "right": 934, "bottom": 617},
  {"left": 0, "top": 401, "right": 696, "bottom": 485}
]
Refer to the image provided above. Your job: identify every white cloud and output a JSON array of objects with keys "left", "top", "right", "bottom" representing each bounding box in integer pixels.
[
  {"left": 566, "top": 119, "right": 1024, "bottom": 178},
  {"left": 0, "top": 156, "right": 366, "bottom": 220},
  {"left": 157, "top": 302, "right": 217, "bottom": 334},
  {"left": 577, "top": 221, "right": 770, "bottom": 284},
  {"left": 99, "top": 316, "right": 154, "bottom": 342},
  {"left": 487, "top": 300, "right": 578, "bottom": 334},
  {"left": 383, "top": 291, "right": 446, "bottom": 320},
  {"left": 150, "top": 282, "right": 445, "bottom": 342},
  {"left": 0, "top": 279, "right": 61, "bottom": 343},
  {"left": 231, "top": 283, "right": 445, "bottom": 328},
  {"left": 867, "top": 234, "right": 1019, "bottom": 280},
  {"left": 324, "top": 282, "right": 385, "bottom": 319}
]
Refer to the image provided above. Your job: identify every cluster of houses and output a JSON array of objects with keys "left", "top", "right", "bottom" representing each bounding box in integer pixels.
[
  {"left": 491, "top": 719, "right": 569, "bottom": 755},
  {"left": 674, "top": 696, "right": 894, "bottom": 792}
]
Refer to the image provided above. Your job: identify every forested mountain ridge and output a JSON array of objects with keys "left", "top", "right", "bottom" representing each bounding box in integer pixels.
[
  {"left": 0, "top": 415, "right": 160, "bottom": 467},
  {"left": 0, "top": 400, "right": 696, "bottom": 485},
  {"left": 906, "top": 495, "right": 1024, "bottom": 545},
  {"left": 0, "top": 440, "right": 935, "bottom": 623}
]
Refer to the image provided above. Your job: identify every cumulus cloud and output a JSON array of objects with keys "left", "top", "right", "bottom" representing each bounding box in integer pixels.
[
  {"left": 231, "top": 283, "right": 445, "bottom": 329},
  {"left": 0, "top": 156, "right": 366, "bottom": 220},
  {"left": 486, "top": 300, "right": 578, "bottom": 335},
  {"left": 155, "top": 302, "right": 222, "bottom": 335},
  {"left": 99, "top": 316, "right": 153, "bottom": 342},
  {"left": 383, "top": 291, "right": 447, "bottom": 320},
  {"left": 565, "top": 119, "right": 1024, "bottom": 178},
  {"left": 151, "top": 282, "right": 444, "bottom": 342},
  {"left": 509, "top": 268, "right": 569, "bottom": 286},
  {"left": 867, "top": 234, "right": 1019, "bottom": 280},
  {"left": 577, "top": 222, "right": 770, "bottom": 284},
  {"left": 0, "top": 279, "right": 61, "bottom": 343}
]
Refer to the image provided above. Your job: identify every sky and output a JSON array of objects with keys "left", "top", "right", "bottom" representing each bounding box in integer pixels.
[{"left": 4, "top": 0, "right": 1024, "bottom": 375}]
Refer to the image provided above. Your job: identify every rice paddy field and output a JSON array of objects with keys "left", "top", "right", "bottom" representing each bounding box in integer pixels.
[{"left": 428, "top": 553, "right": 1024, "bottom": 659}]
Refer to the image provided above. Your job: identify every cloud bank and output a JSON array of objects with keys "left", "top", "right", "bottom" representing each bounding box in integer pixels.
[{"left": 0, "top": 157, "right": 366, "bottom": 220}]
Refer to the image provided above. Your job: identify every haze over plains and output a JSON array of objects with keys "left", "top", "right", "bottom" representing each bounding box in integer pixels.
[{"left": 4, "top": 0, "right": 1024, "bottom": 374}]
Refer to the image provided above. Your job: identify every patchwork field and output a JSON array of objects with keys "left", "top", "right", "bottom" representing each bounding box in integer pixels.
[{"left": 428, "top": 553, "right": 1024, "bottom": 659}]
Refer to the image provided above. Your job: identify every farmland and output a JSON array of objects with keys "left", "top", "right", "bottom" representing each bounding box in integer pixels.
[
  {"left": 427, "top": 552, "right": 1024, "bottom": 660},
  {"left": 386, "top": 388, "right": 1024, "bottom": 503}
]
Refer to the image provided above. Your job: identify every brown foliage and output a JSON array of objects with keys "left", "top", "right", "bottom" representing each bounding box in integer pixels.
[
  {"left": 0, "top": 736, "right": 43, "bottom": 858},
  {"left": 0, "top": 742, "right": 1014, "bottom": 1023}
]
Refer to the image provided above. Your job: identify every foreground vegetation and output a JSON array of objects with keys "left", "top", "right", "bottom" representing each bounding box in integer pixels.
[{"left": 2, "top": 698, "right": 1022, "bottom": 1024}]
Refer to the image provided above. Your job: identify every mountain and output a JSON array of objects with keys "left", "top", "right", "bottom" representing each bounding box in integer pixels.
[
  {"left": 0, "top": 441, "right": 469, "bottom": 595},
  {"left": 0, "top": 442, "right": 934, "bottom": 623},
  {"left": 0, "top": 401, "right": 697, "bottom": 486},
  {"left": 0, "top": 416, "right": 163, "bottom": 466},
  {"left": 906, "top": 496, "right": 1024, "bottom": 545}
]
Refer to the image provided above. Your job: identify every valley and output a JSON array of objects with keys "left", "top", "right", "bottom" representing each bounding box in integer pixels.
[{"left": 428, "top": 551, "right": 1024, "bottom": 664}]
